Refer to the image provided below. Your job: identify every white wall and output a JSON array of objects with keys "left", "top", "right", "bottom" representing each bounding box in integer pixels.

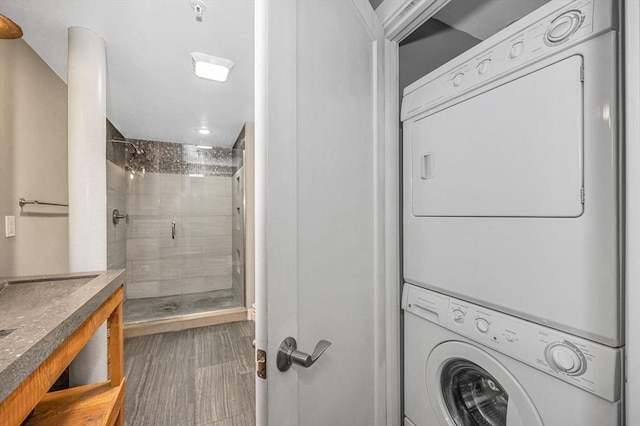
[{"left": 0, "top": 39, "right": 69, "bottom": 277}]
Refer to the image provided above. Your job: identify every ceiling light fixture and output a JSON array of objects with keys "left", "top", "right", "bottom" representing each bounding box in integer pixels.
[
  {"left": 197, "top": 128, "right": 211, "bottom": 135},
  {"left": 0, "top": 14, "right": 23, "bottom": 39},
  {"left": 197, "top": 145, "right": 213, "bottom": 150},
  {"left": 191, "top": 52, "right": 234, "bottom": 82}
]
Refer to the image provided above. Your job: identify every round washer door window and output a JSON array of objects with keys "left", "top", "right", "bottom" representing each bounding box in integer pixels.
[
  {"left": 426, "top": 341, "right": 543, "bottom": 426},
  {"left": 441, "top": 359, "right": 508, "bottom": 426}
]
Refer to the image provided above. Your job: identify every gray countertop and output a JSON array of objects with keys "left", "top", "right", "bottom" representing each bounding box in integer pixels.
[{"left": 0, "top": 269, "right": 125, "bottom": 403}]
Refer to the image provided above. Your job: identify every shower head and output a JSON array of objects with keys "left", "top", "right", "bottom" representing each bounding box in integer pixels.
[
  {"left": 109, "top": 139, "right": 144, "bottom": 156},
  {"left": 132, "top": 145, "right": 145, "bottom": 156}
]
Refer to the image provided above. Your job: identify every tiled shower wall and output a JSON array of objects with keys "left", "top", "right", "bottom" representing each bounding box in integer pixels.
[
  {"left": 232, "top": 166, "right": 245, "bottom": 306},
  {"left": 106, "top": 121, "right": 127, "bottom": 272},
  {"left": 124, "top": 139, "right": 233, "bottom": 299},
  {"left": 107, "top": 161, "right": 127, "bottom": 270},
  {"left": 231, "top": 129, "right": 247, "bottom": 308}
]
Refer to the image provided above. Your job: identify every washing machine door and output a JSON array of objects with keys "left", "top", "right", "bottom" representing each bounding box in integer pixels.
[{"left": 426, "top": 342, "right": 542, "bottom": 426}]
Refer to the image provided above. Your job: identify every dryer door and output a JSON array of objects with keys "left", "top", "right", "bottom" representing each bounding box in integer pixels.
[
  {"left": 409, "top": 55, "right": 584, "bottom": 218},
  {"left": 426, "top": 342, "right": 542, "bottom": 426}
]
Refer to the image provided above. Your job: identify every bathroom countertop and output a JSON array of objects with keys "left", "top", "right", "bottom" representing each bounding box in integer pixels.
[{"left": 0, "top": 269, "right": 125, "bottom": 403}]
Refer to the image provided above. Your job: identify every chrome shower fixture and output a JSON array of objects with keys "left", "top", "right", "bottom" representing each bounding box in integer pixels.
[{"left": 109, "top": 139, "right": 145, "bottom": 155}]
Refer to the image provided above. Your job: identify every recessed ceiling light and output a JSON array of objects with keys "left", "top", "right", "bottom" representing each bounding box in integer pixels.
[
  {"left": 191, "top": 52, "right": 234, "bottom": 82},
  {"left": 197, "top": 128, "right": 211, "bottom": 135}
]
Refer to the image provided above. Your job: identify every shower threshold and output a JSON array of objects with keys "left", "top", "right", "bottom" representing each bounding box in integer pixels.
[{"left": 123, "top": 290, "right": 247, "bottom": 338}]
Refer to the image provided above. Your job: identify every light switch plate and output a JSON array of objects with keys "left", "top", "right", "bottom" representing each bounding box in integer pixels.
[{"left": 5, "top": 216, "right": 15, "bottom": 237}]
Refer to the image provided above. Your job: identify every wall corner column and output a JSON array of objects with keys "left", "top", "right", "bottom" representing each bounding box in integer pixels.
[{"left": 67, "top": 26, "right": 108, "bottom": 385}]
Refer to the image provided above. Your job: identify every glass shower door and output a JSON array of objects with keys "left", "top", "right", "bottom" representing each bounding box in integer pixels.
[
  {"left": 122, "top": 140, "right": 241, "bottom": 324},
  {"left": 125, "top": 140, "right": 184, "bottom": 322},
  {"left": 180, "top": 144, "right": 240, "bottom": 314}
]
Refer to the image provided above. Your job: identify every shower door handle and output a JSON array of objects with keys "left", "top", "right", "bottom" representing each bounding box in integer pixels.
[
  {"left": 112, "top": 209, "right": 128, "bottom": 225},
  {"left": 276, "top": 337, "right": 331, "bottom": 371},
  {"left": 172, "top": 221, "right": 176, "bottom": 239}
]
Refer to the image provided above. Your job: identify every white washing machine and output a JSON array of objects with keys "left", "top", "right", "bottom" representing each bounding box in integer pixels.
[
  {"left": 402, "top": 284, "right": 623, "bottom": 426},
  {"left": 401, "top": 0, "right": 622, "bottom": 347}
]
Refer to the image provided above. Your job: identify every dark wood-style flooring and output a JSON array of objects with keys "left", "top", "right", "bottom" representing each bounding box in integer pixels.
[{"left": 124, "top": 321, "right": 255, "bottom": 426}]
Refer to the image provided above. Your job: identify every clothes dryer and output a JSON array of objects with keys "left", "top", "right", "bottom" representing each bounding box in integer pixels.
[
  {"left": 402, "top": 284, "right": 623, "bottom": 426},
  {"left": 401, "top": 0, "right": 622, "bottom": 346}
]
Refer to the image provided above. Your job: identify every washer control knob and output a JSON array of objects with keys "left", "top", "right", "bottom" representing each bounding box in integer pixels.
[
  {"left": 545, "top": 10, "right": 584, "bottom": 45},
  {"left": 476, "top": 318, "right": 490, "bottom": 333},
  {"left": 505, "top": 334, "right": 514, "bottom": 342},
  {"left": 452, "top": 309, "right": 465, "bottom": 323},
  {"left": 550, "top": 347, "right": 579, "bottom": 371},
  {"left": 476, "top": 59, "right": 491, "bottom": 75},
  {"left": 508, "top": 41, "right": 524, "bottom": 59},
  {"left": 452, "top": 73, "right": 464, "bottom": 87},
  {"left": 545, "top": 342, "right": 586, "bottom": 375}
]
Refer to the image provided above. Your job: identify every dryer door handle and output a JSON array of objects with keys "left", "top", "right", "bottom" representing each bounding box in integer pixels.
[{"left": 421, "top": 152, "right": 434, "bottom": 179}]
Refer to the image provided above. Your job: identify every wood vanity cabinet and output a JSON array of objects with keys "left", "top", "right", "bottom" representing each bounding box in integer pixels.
[{"left": 0, "top": 286, "right": 125, "bottom": 426}]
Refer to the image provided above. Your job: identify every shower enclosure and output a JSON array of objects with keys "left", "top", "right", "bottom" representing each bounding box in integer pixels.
[{"left": 106, "top": 123, "right": 245, "bottom": 326}]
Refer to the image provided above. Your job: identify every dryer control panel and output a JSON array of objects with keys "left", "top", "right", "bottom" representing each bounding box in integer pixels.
[
  {"left": 401, "top": 0, "right": 615, "bottom": 122},
  {"left": 402, "top": 284, "right": 622, "bottom": 403}
]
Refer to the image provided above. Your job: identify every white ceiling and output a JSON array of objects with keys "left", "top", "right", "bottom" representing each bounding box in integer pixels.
[
  {"left": 434, "top": 0, "right": 549, "bottom": 40},
  {"left": 0, "top": 0, "right": 254, "bottom": 147}
]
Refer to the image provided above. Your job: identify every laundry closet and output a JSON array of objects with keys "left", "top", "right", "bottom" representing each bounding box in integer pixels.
[{"left": 397, "top": 0, "right": 624, "bottom": 425}]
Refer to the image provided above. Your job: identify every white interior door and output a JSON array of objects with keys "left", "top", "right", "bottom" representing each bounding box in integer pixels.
[{"left": 255, "top": 0, "right": 386, "bottom": 424}]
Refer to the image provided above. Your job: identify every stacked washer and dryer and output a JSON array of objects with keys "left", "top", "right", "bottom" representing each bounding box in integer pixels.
[{"left": 401, "top": 0, "right": 624, "bottom": 425}]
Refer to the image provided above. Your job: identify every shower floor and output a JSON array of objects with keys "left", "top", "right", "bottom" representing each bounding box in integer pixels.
[{"left": 124, "top": 289, "right": 242, "bottom": 324}]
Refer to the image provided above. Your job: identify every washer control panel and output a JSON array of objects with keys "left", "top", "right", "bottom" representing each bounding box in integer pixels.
[
  {"left": 400, "top": 0, "right": 612, "bottom": 122},
  {"left": 545, "top": 10, "right": 586, "bottom": 45},
  {"left": 545, "top": 341, "right": 587, "bottom": 375},
  {"left": 475, "top": 318, "right": 490, "bottom": 333},
  {"left": 402, "top": 284, "right": 622, "bottom": 403}
]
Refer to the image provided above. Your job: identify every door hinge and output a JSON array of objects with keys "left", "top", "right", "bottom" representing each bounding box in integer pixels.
[
  {"left": 256, "top": 348, "right": 267, "bottom": 380},
  {"left": 580, "top": 187, "right": 585, "bottom": 204},
  {"left": 580, "top": 66, "right": 584, "bottom": 82}
]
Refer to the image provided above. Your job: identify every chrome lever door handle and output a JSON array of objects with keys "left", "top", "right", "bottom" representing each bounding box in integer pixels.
[{"left": 276, "top": 337, "right": 332, "bottom": 371}]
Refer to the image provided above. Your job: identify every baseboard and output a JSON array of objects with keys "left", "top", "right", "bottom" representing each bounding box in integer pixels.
[
  {"left": 247, "top": 307, "right": 256, "bottom": 321},
  {"left": 123, "top": 307, "right": 248, "bottom": 338}
]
